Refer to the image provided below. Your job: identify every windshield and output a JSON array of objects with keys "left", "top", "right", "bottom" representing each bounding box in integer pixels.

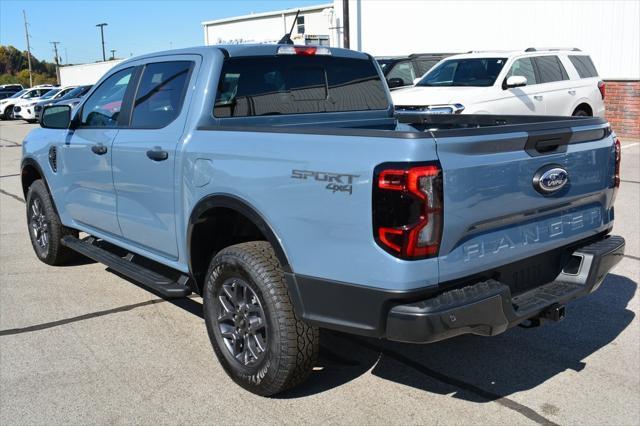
[
  {"left": 59, "top": 85, "right": 91, "bottom": 100},
  {"left": 417, "top": 58, "right": 507, "bottom": 87},
  {"left": 40, "top": 89, "right": 61, "bottom": 100},
  {"left": 9, "top": 89, "right": 27, "bottom": 98}
]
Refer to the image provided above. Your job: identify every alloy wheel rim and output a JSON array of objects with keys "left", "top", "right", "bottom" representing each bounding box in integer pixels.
[
  {"left": 29, "top": 197, "right": 49, "bottom": 250},
  {"left": 216, "top": 279, "right": 268, "bottom": 366}
]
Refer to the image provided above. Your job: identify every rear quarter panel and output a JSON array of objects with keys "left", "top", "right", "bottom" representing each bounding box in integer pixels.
[{"left": 182, "top": 129, "right": 441, "bottom": 291}]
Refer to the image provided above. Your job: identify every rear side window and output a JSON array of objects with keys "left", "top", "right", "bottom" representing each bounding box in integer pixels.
[
  {"left": 214, "top": 56, "right": 388, "bottom": 117},
  {"left": 568, "top": 55, "right": 599, "bottom": 78},
  {"left": 533, "top": 56, "right": 569, "bottom": 83},
  {"left": 131, "top": 61, "right": 193, "bottom": 128}
]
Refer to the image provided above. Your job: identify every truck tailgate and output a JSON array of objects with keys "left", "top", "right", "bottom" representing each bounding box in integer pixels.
[{"left": 433, "top": 119, "right": 617, "bottom": 283}]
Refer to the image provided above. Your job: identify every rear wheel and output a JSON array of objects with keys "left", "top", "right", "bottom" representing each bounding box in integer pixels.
[
  {"left": 203, "top": 241, "right": 319, "bottom": 396},
  {"left": 572, "top": 108, "right": 590, "bottom": 117},
  {"left": 26, "top": 180, "right": 78, "bottom": 265}
]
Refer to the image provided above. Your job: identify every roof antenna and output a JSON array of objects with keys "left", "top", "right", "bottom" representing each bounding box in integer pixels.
[{"left": 278, "top": 10, "right": 300, "bottom": 45}]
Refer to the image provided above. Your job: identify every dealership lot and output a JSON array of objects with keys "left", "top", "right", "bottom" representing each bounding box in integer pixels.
[{"left": 0, "top": 121, "right": 638, "bottom": 424}]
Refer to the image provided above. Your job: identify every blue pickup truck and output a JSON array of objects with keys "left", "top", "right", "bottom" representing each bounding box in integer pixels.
[{"left": 21, "top": 44, "right": 624, "bottom": 396}]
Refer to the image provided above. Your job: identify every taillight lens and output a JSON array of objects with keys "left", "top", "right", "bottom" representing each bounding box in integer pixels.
[
  {"left": 373, "top": 163, "right": 443, "bottom": 259},
  {"left": 277, "top": 46, "right": 331, "bottom": 56},
  {"left": 598, "top": 81, "right": 606, "bottom": 100},
  {"left": 612, "top": 137, "right": 621, "bottom": 203},
  {"left": 614, "top": 137, "right": 621, "bottom": 188}
]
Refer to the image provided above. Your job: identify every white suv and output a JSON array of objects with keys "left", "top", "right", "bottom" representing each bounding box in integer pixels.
[
  {"left": 0, "top": 86, "right": 55, "bottom": 120},
  {"left": 391, "top": 48, "right": 605, "bottom": 117}
]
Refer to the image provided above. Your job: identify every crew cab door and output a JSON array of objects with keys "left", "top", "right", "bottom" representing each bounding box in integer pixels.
[
  {"left": 60, "top": 67, "right": 135, "bottom": 236},
  {"left": 493, "top": 57, "right": 545, "bottom": 114},
  {"left": 111, "top": 58, "right": 196, "bottom": 259}
]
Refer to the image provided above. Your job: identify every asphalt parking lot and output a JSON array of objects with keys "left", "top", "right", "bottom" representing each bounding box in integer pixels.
[{"left": 0, "top": 120, "right": 638, "bottom": 425}]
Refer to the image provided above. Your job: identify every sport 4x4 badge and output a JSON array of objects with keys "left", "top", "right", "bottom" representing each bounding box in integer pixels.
[{"left": 291, "top": 169, "right": 359, "bottom": 195}]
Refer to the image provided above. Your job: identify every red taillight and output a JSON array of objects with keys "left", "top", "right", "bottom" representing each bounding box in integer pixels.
[
  {"left": 277, "top": 45, "right": 331, "bottom": 56},
  {"left": 598, "top": 81, "right": 606, "bottom": 100},
  {"left": 374, "top": 164, "right": 443, "bottom": 259},
  {"left": 614, "top": 137, "right": 621, "bottom": 188},
  {"left": 294, "top": 46, "right": 317, "bottom": 56},
  {"left": 611, "top": 137, "right": 621, "bottom": 204}
]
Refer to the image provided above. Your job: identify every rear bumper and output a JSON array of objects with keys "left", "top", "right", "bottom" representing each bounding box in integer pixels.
[
  {"left": 285, "top": 233, "right": 624, "bottom": 342},
  {"left": 386, "top": 235, "right": 625, "bottom": 343}
]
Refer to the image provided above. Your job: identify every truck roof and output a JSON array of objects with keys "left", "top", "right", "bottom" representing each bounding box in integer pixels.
[
  {"left": 117, "top": 44, "right": 371, "bottom": 67},
  {"left": 444, "top": 49, "right": 589, "bottom": 61}
]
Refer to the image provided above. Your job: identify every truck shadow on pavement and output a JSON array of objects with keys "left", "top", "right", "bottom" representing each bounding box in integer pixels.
[
  {"left": 110, "top": 269, "right": 635, "bottom": 403},
  {"left": 277, "top": 273, "right": 636, "bottom": 402}
]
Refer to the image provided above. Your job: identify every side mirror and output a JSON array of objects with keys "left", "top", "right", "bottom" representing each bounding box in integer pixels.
[
  {"left": 387, "top": 78, "right": 405, "bottom": 89},
  {"left": 41, "top": 105, "right": 71, "bottom": 129},
  {"left": 505, "top": 75, "right": 527, "bottom": 89},
  {"left": 413, "top": 77, "right": 422, "bottom": 86}
]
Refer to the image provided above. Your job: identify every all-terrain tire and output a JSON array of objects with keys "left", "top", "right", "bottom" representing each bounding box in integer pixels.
[
  {"left": 203, "top": 241, "right": 319, "bottom": 396},
  {"left": 25, "top": 179, "right": 78, "bottom": 265}
]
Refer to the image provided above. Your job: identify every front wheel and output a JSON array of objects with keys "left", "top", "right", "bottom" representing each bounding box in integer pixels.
[
  {"left": 3, "top": 106, "right": 14, "bottom": 120},
  {"left": 26, "top": 179, "right": 78, "bottom": 265},
  {"left": 203, "top": 241, "right": 319, "bottom": 396}
]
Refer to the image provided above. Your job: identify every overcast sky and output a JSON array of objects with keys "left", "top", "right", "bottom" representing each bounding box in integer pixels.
[{"left": 0, "top": 0, "right": 322, "bottom": 64}]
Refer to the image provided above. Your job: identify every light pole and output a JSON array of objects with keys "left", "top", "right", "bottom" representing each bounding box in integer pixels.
[
  {"left": 96, "top": 23, "right": 108, "bottom": 61},
  {"left": 110, "top": 49, "right": 116, "bottom": 60}
]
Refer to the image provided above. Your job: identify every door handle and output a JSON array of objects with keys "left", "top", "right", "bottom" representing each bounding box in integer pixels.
[
  {"left": 91, "top": 144, "right": 108, "bottom": 155},
  {"left": 568, "top": 90, "right": 576, "bottom": 95},
  {"left": 534, "top": 95, "right": 544, "bottom": 101},
  {"left": 146, "top": 147, "right": 169, "bottom": 162}
]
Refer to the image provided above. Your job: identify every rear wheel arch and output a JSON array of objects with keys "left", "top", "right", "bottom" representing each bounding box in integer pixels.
[
  {"left": 187, "top": 194, "right": 292, "bottom": 293},
  {"left": 572, "top": 102, "right": 593, "bottom": 116}
]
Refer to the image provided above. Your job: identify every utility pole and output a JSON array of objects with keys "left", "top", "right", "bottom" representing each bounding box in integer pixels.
[
  {"left": 22, "top": 10, "right": 33, "bottom": 87},
  {"left": 96, "top": 23, "right": 108, "bottom": 61},
  {"left": 110, "top": 49, "right": 116, "bottom": 60},
  {"left": 50, "top": 41, "right": 61, "bottom": 85},
  {"left": 342, "top": 0, "right": 350, "bottom": 49}
]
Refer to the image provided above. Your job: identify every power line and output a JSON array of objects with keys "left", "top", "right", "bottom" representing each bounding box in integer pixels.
[{"left": 22, "top": 10, "right": 33, "bottom": 87}]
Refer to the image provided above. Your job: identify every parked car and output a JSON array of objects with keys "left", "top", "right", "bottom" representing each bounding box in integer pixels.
[
  {"left": 377, "top": 53, "right": 456, "bottom": 89},
  {"left": 0, "top": 84, "right": 24, "bottom": 100},
  {"left": 392, "top": 48, "right": 606, "bottom": 117},
  {"left": 0, "top": 86, "right": 55, "bottom": 120},
  {"left": 23, "top": 44, "right": 623, "bottom": 396},
  {"left": 14, "top": 87, "right": 77, "bottom": 123},
  {"left": 34, "top": 85, "right": 92, "bottom": 122}
]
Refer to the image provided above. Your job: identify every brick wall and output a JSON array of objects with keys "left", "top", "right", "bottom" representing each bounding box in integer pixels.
[{"left": 604, "top": 80, "right": 640, "bottom": 140}]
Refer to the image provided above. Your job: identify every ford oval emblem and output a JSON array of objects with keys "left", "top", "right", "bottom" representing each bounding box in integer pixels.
[{"left": 533, "top": 165, "right": 568, "bottom": 195}]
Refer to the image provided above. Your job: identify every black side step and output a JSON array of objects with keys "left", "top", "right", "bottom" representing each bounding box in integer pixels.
[{"left": 61, "top": 236, "right": 192, "bottom": 298}]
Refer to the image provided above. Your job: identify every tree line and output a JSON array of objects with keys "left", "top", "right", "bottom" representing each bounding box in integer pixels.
[{"left": 0, "top": 45, "right": 57, "bottom": 87}]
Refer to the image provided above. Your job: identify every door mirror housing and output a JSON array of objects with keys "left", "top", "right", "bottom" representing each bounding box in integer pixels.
[
  {"left": 387, "top": 78, "right": 405, "bottom": 89},
  {"left": 505, "top": 75, "right": 527, "bottom": 89},
  {"left": 41, "top": 105, "right": 71, "bottom": 129}
]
